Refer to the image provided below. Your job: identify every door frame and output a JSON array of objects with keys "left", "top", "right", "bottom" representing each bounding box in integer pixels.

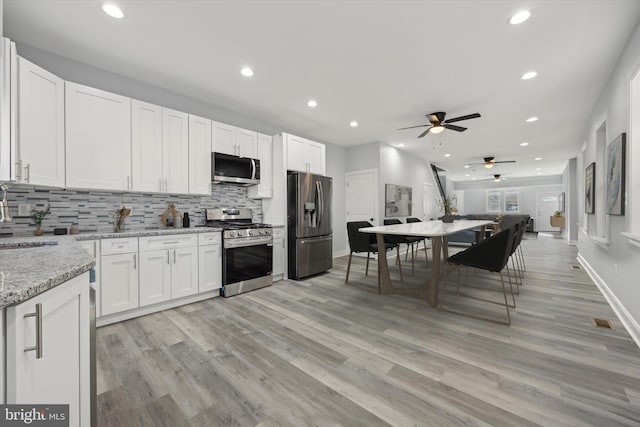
[
  {"left": 346, "top": 168, "right": 379, "bottom": 225},
  {"left": 535, "top": 191, "right": 562, "bottom": 232}
]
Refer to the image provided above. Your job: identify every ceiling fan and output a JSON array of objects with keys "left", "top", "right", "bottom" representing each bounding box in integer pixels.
[
  {"left": 397, "top": 111, "right": 481, "bottom": 138},
  {"left": 467, "top": 156, "right": 516, "bottom": 169}
]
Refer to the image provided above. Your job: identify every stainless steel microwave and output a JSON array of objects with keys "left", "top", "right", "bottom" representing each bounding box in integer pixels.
[{"left": 211, "top": 152, "right": 260, "bottom": 186}]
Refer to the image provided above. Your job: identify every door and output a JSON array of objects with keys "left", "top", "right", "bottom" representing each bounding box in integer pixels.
[
  {"left": 17, "top": 57, "right": 65, "bottom": 187},
  {"left": 101, "top": 253, "right": 139, "bottom": 315},
  {"left": 171, "top": 247, "right": 199, "bottom": 298},
  {"left": 423, "top": 183, "right": 438, "bottom": 220},
  {"left": 224, "top": 240, "right": 273, "bottom": 285},
  {"left": 346, "top": 169, "right": 378, "bottom": 225},
  {"left": 162, "top": 108, "right": 189, "bottom": 193},
  {"left": 199, "top": 244, "right": 222, "bottom": 292},
  {"left": 139, "top": 249, "right": 171, "bottom": 306},
  {"left": 317, "top": 175, "right": 332, "bottom": 236},
  {"left": 78, "top": 240, "right": 102, "bottom": 318},
  {"left": 212, "top": 121, "right": 236, "bottom": 155},
  {"left": 188, "top": 114, "right": 212, "bottom": 195},
  {"left": 272, "top": 233, "right": 285, "bottom": 278},
  {"left": 6, "top": 273, "right": 90, "bottom": 427},
  {"left": 286, "top": 134, "right": 307, "bottom": 172},
  {"left": 536, "top": 192, "right": 562, "bottom": 232},
  {"left": 306, "top": 140, "right": 326, "bottom": 175},
  {"left": 289, "top": 172, "right": 322, "bottom": 238},
  {"left": 236, "top": 127, "right": 258, "bottom": 158},
  {"left": 131, "top": 100, "right": 163, "bottom": 192},
  {"left": 66, "top": 82, "right": 131, "bottom": 190}
]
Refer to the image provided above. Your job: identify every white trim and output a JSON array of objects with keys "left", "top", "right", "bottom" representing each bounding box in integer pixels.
[
  {"left": 569, "top": 240, "right": 578, "bottom": 246},
  {"left": 590, "top": 235, "right": 610, "bottom": 249},
  {"left": 577, "top": 253, "right": 640, "bottom": 349},
  {"left": 333, "top": 248, "right": 350, "bottom": 258},
  {"left": 621, "top": 232, "right": 640, "bottom": 248}
]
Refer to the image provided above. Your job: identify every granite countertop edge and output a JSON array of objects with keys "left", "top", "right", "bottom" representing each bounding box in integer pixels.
[{"left": 0, "top": 228, "right": 223, "bottom": 310}]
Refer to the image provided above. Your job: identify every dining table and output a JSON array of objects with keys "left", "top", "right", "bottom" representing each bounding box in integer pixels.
[{"left": 359, "top": 220, "right": 493, "bottom": 307}]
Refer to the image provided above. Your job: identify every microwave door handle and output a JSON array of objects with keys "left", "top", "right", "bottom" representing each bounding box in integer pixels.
[{"left": 251, "top": 159, "right": 256, "bottom": 180}]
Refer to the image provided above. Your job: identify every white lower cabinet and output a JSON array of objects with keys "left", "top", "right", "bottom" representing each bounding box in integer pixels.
[
  {"left": 5, "top": 272, "right": 90, "bottom": 427},
  {"left": 273, "top": 227, "right": 285, "bottom": 281},
  {"left": 198, "top": 232, "right": 222, "bottom": 292},
  {"left": 139, "top": 249, "right": 172, "bottom": 306},
  {"left": 78, "top": 239, "right": 101, "bottom": 317},
  {"left": 171, "top": 247, "right": 199, "bottom": 298},
  {"left": 101, "top": 238, "right": 139, "bottom": 316}
]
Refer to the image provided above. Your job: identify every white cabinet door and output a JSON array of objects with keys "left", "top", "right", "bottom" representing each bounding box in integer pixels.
[
  {"left": 6, "top": 273, "right": 90, "bottom": 427},
  {"left": 17, "top": 57, "right": 65, "bottom": 187},
  {"left": 306, "top": 140, "right": 326, "bottom": 175},
  {"left": 171, "top": 247, "right": 199, "bottom": 299},
  {"left": 212, "top": 121, "right": 236, "bottom": 155},
  {"left": 286, "top": 134, "right": 308, "bottom": 172},
  {"left": 131, "top": 100, "right": 163, "bottom": 192},
  {"left": 188, "top": 114, "right": 212, "bottom": 195},
  {"left": 248, "top": 133, "right": 272, "bottom": 199},
  {"left": 78, "top": 240, "right": 102, "bottom": 318},
  {"left": 101, "top": 252, "right": 139, "bottom": 316},
  {"left": 139, "top": 249, "right": 172, "bottom": 307},
  {"left": 198, "top": 244, "right": 222, "bottom": 292},
  {"left": 273, "top": 231, "right": 285, "bottom": 280},
  {"left": 66, "top": 82, "right": 131, "bottom": 190},
  {"left": 237, "top": 127, "right": 258, "bottom": 158},
  {"left": 162, "top": 108, "right": 189, "bottom": 194}
]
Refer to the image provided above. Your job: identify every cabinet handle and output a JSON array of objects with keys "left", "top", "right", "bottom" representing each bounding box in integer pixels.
[
  {"left": 165, "top": 179, "right": 168, "bottom": 192},
  {"left": 173, "top": 249, "right": 177, "bottom": 264},
  {"left": 127, "top": 175, "right": 130, "bottom": 190},
  {"left": 24, "top": 164, "right": 30, "bottom": 183},
  {"left": 93, "top": 241, "right": 97, "bottom": 257},
  {"left": 133, "top": 254, "right": 137, "bottom": 269},
  {"left": 15, "top": 160, "right": 22, "bottom": 181},
  {"left": 167, "top": 251, "right": 170, "bottom": 265},
  {"left": 24, "top": 303, "right": 43, "bottom": 359}
]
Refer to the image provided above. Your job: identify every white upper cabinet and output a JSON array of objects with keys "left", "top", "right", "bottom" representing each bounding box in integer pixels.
[
  {"left": 248, "top": 133, "right": 273, "bottom": 199},
  {"left": 0, "top": 38, "right": 16, "bottom": 182},
  {"left": 285, "top": 133, "right": 326, "bottom": 175},
  {"left": 16, "top": 57, "right": 65, "bottom": 187},
  {"left": 188, "top": 114, "right": 212, "bottom": 195},
  {"left": 212, "top": 121, "right": 258, "bottom": 158},
  {"left": 65, "top": 82, "right": 132, "bottom": 191},
  {"left": 162, "top": 108, "right": 189, "bottom": 194},
  {"left": 131, "top": 100, "right": 163, "bottom": 192}
]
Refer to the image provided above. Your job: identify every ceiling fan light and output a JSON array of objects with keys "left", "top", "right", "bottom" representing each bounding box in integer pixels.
[
  {"left": 484, "top": 163, "right": 494, "bottom": 169},
  {"left": 429, "top": 125, "right": 444, "bottom": 134}
]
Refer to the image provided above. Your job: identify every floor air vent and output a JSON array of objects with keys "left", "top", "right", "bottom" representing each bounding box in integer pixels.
[
  {"left": 572, "top": 265, "right": 581, "bottom": 269},
  {"left": 592, "top": 318, "right": 613, "bottom": 329}
]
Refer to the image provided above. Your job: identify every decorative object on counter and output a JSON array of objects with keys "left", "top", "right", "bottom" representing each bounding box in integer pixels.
[
  {"left": 161, "top": 203, "right": 179, "bottom": 227},
  {"left": 182, "top": 212, "right": 190, "bottom": 228},
  {"left": 1, "top": 183, "right": 12, "bottom": 223},
  {"left": 54, "top": 227, "right": 68, "bottom": 235},
  {"left": 70, "top": 225, "right": 80, "bottom": 235},
  {"left": 436, "top": 194, "right": 457, "bottom": 223},
  {"left": 114, "top": 206, "right": 131, "bottom": 232},
  {"left": 31, "top": 206, "right": 51, "bottom": 236}
]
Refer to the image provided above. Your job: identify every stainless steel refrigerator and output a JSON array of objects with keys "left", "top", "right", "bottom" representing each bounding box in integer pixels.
[{"left": 287, "top": 171, "right": 333, "bottom": 279}]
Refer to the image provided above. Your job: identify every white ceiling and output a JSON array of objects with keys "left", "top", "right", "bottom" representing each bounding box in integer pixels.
[{"left": 4, "top": 0, "right": 640, "bottom": 181}]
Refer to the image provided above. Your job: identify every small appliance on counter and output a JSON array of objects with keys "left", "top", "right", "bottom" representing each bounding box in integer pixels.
[
  {"left": 287, "top": 171, "right": 333, "bottom": 279},
  {"left": 202, "top": 208, "right": 273, "bottom": 297}
]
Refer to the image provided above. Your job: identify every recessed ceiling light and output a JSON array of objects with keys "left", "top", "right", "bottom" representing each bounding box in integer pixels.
[
  {"left": 397, "top": 143, "right": 404, "bottom": 147},
  {"left": 444, "top": 153, "right": 451, "bottom": 158},
  {"left": 521, "top": 71, "right": 537, "bottom": 80},
  {"left": 307, "top": 100, "right": 318, "bottom": 108},
  {"left": 466, "top": 174, "right": 470, "bottom": 177},
  {"left": 350, "top": 121, "right": 358, "bottom": 127},
  {"left": 464, "top": 165, "right": 470, "bottom": 169},
  {"left": 537, "top": 172, "right": 542, "bottom": 175},
  {"left": 536, "top": 167, "right": 541, "bottom": 171},
  {"left": 526, "top": 116, "right": 539, "bottom": 122},
  {"left": 102, "top": 3, "right": 124, "bottom": 19},
  {"left": 240, "top": 67, "right": 254, "bottom": 77},
  {"left": 472, "top": 177, "right": 477, "bottom": 180},
  {"left": 520, "top": 142, "right": 529, "bottom": 146},
  {"left": 510, "top": 10, "right": 531, "bottom": 25},
  {"left": 535, "top": 157, "right": 542, "bottom": 160}
]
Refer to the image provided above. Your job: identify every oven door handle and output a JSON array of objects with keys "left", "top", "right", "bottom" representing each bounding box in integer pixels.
[{"left": 224, "top": 237, "right": 273, "bottom": 249}]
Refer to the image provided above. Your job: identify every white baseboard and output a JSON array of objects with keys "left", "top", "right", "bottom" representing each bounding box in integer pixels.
[
  {"left": 577, "top": 253, "right": 640, "bottom": 349},
  {"left": 333, "top": 249, "right": 350, "bottom": 258},
  {"left": 569, "top": 240, "right": 578, "bottom": 246}
]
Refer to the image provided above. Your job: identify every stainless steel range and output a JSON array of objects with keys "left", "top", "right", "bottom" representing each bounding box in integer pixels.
[{"left": 203, "top": 208, "right": 273, "bottom": 297}]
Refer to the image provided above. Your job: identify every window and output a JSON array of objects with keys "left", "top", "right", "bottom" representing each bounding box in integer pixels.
[
  {"left": 486, "top": 190, "right": 502, "bottom": 213},
  {"left": 504, "top": 190, "right": 520, "bottom": 213}
]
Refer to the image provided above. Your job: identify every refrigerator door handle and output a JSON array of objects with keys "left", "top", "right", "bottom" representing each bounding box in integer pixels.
[
  {"left": 318, "top": 180, "right": 324, "bottom": 230},
  {"left": 315, "top": 180, "right": 321, "bottom": 229}
]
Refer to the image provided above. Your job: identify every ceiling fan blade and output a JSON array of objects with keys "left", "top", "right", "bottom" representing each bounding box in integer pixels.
[
  {"left": 444, "top": 113, "right": 481, "bottom": 124},
  {"left": 494, "top": 160, "right": 517, "bottom": 164},
  {"left": 417, "top": 128, "right": 431, "bottom": 138},
  {"left": 397, "top": 124, "right": 429, "bottom": 130},
  {"left": 443, "top": 124, "right": 467, "bottom": 132}
]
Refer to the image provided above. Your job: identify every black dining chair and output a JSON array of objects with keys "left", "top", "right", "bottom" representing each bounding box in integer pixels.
[
  {"left": 441, "top": 227, "right": 516, "bottom": 325},
  {"left": 406, "top": 217, "right": 430, "bottom": 264},
  {"left": 345, "top": 221, "right": 403, "bottom": 284},
  {"left": 383, "top": 219, "right": 425, "bottom": 274}
]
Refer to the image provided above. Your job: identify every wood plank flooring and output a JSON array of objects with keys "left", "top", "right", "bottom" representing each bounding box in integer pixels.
[{"left": 97, "top": 234, "right": 640, "bottom": 426}]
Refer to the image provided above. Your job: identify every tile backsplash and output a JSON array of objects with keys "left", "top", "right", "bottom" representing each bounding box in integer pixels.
[{"left": 0, "top": 183, "right": 262, "bottom": 237}]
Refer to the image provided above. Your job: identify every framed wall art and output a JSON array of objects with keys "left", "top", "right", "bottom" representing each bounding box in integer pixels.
[
  {"left": 385, "top": 184, "right": 412, "bottom": 217},
  {"left": 606, "top": 133, "right": 626, "bottom": 215},
  {"left": 585, "top": 162, "right": 595, "bottom": 214}
]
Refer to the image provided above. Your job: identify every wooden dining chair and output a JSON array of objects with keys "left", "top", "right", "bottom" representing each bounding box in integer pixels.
[{"left": 345, "top": 221, "right": 403, "bottom": 284}]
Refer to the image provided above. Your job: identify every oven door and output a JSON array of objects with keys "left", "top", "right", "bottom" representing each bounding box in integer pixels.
[{"left": 223, "top": 236, "right": 273, "bottom": 286}]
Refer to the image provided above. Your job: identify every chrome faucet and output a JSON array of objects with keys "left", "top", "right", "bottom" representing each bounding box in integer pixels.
[{"left": 1, "top": 184, "right": 12, "bottom": 223}]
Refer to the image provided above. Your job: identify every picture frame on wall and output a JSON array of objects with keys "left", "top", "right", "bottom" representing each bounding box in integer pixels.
[
  {"left": 385, "top": 184, "right": 412, "bottom": 217},
  {"left": 606, "top": 133, "right": 626, "bottom": 215},
  {"left": 585, "top": 162, "right": 595, "bottom": 214}
]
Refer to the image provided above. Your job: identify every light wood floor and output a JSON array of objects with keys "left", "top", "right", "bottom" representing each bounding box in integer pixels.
[{"left": 96, "top": 234, "right": 640, "bottom": 426}]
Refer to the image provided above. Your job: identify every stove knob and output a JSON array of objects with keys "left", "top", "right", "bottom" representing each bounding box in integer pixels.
[
  {"left": 229, "top": 231, "right": 237, "bottom": 238},
  {"left": 260, "top": 230, "right": 266, "bottom": 235},
  {"left": 248, "top": 230, "right": 254, "bottom": 236}
]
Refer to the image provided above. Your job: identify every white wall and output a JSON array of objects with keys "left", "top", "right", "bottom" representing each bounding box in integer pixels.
[
  {"left": 326, "top": 143, "right": 347, "bottom": 255},
  {"left": 562, "top": 158, "right": 579, "bottom": 243},
  {"left": 577, "top": 19, "right": 640, "bottom": 344},
  {"left": 346, "top": 142, "right": 379, "bottom": 172}
]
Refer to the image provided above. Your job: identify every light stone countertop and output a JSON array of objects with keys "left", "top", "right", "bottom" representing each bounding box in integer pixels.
[{"left": 0, "top": 227, "right": 223, "bottom": 309}]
